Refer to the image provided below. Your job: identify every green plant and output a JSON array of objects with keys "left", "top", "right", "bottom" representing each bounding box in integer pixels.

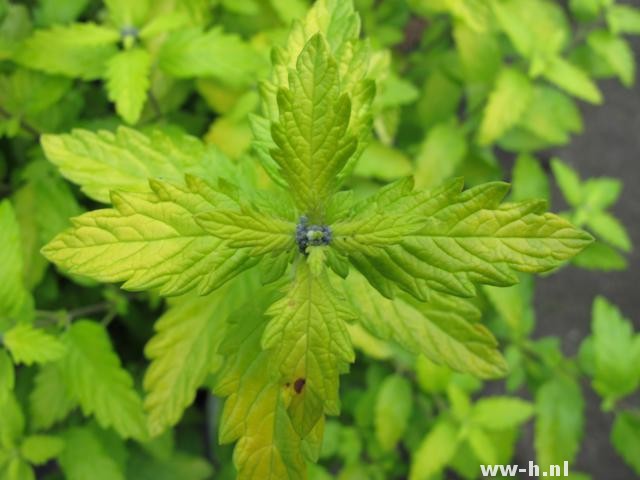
[{"left": 0, "top": 0, "right": 639, "bottom": 479}]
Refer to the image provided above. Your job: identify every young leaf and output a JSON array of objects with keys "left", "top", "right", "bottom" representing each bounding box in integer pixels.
[
  {"left": 20, "top": 435, "right": 64, "bottom": 465},
  {"left": 42, "top": 177, "right": 257, "bottom": 297},
  {"left": 15, "top": 23, "right": 119, "bottom": 80},
  {"left": 611, "top": 412, "right": 640, "bottom": 475},
  {"left": 59, "top": 321, "right": 147, "bottom": 440},
  {"left": 263, "top": 262, "right": 355, "bottom": 434},
  {"left": 535, "top": 377, "right": 584, "bottom": 470},
  {"left": 543, "top": 56, "right": 602, "bottom": 104},
  {"left": 41, "top": 127, "right": 230, "bottom": 203},
  {"left": 104, "top": 0, "right": 149, "bottom": 27},
  {"left": 270, "top": 34, "right": 357, "bottom": 219},
  {"left": 607, "top": 5, "right": 640, "bottom": 35},
  {"left": 3, "top": 324, "right": 66, "bottom": 366},
  {"left": 414, "top": 120, "right": 467, "bottom": 188},
  {"left": 510, "top": 154, "right": 550, "bottom": 203},
  {"left": 0, "top": 350, "right": 14, "bottom": 402},
  {"left": 586, "top": 212, "right": 631, "bottom": 252},
  {"left": 551, "top": 159, "right": 583, "bottom": 207},
  {"left": 106, "top": 48, "right": 151, "bottom": 124},
  {"left": 587, "top": 31, "right": 635, "bottom": 87},
  {"left": 590, "top": 296, "right": 640, "bottom": 404},
  {"left": 471, "top": 396, "right": 534, "bottom": 430},
  {"left": 374, "top": 374, "right": 413, "bottom": 451},
  {"left": 58, "top": 427, "right": 125, "bottom": 480},
  {"left": 410, "top": 419, "right": 459, "bottom": 480},
  {"left": 29, "top": 363, "right": 77, "bottom": 430},
  {"left": 478, "top": 68, "right": 533, "bottom": 145}
]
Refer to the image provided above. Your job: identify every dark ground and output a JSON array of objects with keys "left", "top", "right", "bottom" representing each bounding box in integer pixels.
[{"left": 525, "top": 36, "right": 640, "bottom": 480}]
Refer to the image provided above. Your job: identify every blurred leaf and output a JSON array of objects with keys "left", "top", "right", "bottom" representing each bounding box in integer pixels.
[
  {"left": 354, "top": 141, "right": 413, "bottom": 181},
  {"left": 551, "top": 159, "right": 582, "bottom": 207},
  {"left": 409, "top": 419, "right": 459, "bottom": 480},
  {"left": 374, "top": 374, "right": 413, "bottom": 451},
  {"left": 34, "top": 0, "right": 90, "bottom": 26},
  {"left": 415, "top": 120, "right": 467, "bottom": 188},
  {"left": 586, "top": 212, "right": 631, "bottom": 252},
  {"left": 543, "top": 57, "right": 602, "bottom": 104},
  {"left": 0, "top": 350, "right": 14, "bottom": 403},
  {"left": 611, "top": 412, "right": 640, "bottom": 475},
  {"left": 58, "top": 427, "right": 125, "bottom": 480},
  {"left": 416, "top": 70, "right": 463, "bottom": 131},
  {"left": 607, "top": 5, "right": 640, "bottom": 35},
  {"left": 3, "top": 324, "right": 66, "bottom": 366},
  {"left": 105, "top": 0, "right": 150, "bottom": 27},
  {"left": 510, "top": 154, "right": 550, "bottom": 203},
  {"left": 415, "top": 355, "right": 452, "bottom": 393},
  {"left": 484, "top": 273, "right": 535, "bottom": 339},
  {"left": 471, "top": 396, "right": 534, "bottom": 430},
  {"left": 126, "top": 449, "right": 213, "bottom": 480},
  {"left": 29, "top": 363, "right": 77, "bottom": 430},
  {"left": 106, "top": 48, "right": 151, "bottom": 124},
  {"left": 587, "top": 30, "right": 635, "bottom": 86},
  {"left": 20, "top": 435, "right": 64, "bottom": 465},
  {"left": 572, "top": 242, "right": 627, "bottom": 271}
]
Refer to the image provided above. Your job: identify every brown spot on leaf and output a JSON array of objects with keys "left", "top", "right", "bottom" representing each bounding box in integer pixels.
[{"left": 293, "top": 378, "right": 306, "bottom": 394}]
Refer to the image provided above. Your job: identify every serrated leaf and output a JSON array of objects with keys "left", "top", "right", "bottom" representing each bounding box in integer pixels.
[
  {"left": 543, "top": 56, "right": 602, "bottom": 104},
  {"left": 0, "top": 200, "right": 32, "bottom": 325},
  {"left": 590, "top": 296, "right": 640, "bottom": 404},
  {"left": 374, "top": 374, "right": 412, "bottom": 451},
  {"left": 106, "top": 48, "right": 151, "bottom": 124},
  {"left": 535, "top": 377, "right": 584, "bottom": 470},
  {"left": 58, "top": 427, "right": 125, "bottom": 480},
  {"left": 59, "top": 321, "right": 147, "bottom": 439},
  {"left": 343, "top": 271, "right": 507, "bottom": 379},
  {"left": 159, "top": 27, "right": 266, "bottom": 86},
  {"left": 611, "top": 412, "right": 640, "bottom": 474},
  {"left": 144, "top": 274, "right": 257, "bottom": 436},
  {"left": 270, "top": 34, "right": 357, "bottom": 219},
  {"left": 41, "top": 127, "right": 232, "bottom": 203},
  {"left": 409, "top": 419, "right": 459, "bottom": 480},
  {"left": 29, "top": 363, "right": 77, "bottom": 430},
  {"left": 263, "top": 262, "right": 355, "bottom": 435},
  {"left": 15, "top": 23, "right": 119, "bottom": 80},
  {"left": 332, "top": 212, "right": 423, "bottom": 248},
  {"left": 42, "top": 177, "right": 257, "bottom": 297},
  {"left": 471, "top": 396, "right": 534, "bottom": 430},
  {"left": 3, "top": 324, "right": 66, "bottom": 365},
  {"left": 588, "top": 30, "right": 635, "bottom": 86},
  {"left": 478, "top": 68, "right": 533, "bottom": 145},
  {"left": 20, "top": 435, "right": 64, "bottom": 465}
]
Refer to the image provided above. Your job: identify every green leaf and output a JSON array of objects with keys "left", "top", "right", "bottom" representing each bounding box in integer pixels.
[
  {"left": 0, "top": 349, "right": 14, "bottom": 403},
  {"left": 478, "top": 68, "right": 533, "bottom": 145},
  {"left": 535, "top": 377, "right": 584, "bottom": 470},
  {"left": 607, "top": 5, "right": 640, "bottom": 35},
  {"left": 127, "top": 450, "right": 213, "bottom": 480},
  {"left": 471, "top": 396, "right": 534, "bottom": 430},
  {"left": 484, "top": 273, "right": 535, "bottom": 338},
  {"left": 58, "top": 427, "right": 125, "bottom": 480},
  {"left": 0, "top": 200, "right": 32, "bottom": 324},
  {"left": 144, "top": 274, "right": 257, "bottom": 436},
  {"left": 415, "top": 120, "right": 468, "bottom": 188},
  {"left": 34, "top": 0, "right": 90, "bottom": 26},
  {"left": 106, "top": 48, "right": 151, "bottom": 124},
  {"left": 159, "top": 27, "right": 266, "bottom": 86},
  {"left": 586, "top": 211, "right": 631, "bottom": 252},
  {"left": 15, "top": 23, "right": 119, "bottom": 80},
  {"left": 3, "top": 324, "right": 66, "bottom": 365},
  {"left": 196, "top": 206, "right": 295, "bottom": 256},
  {"left": 590, "top": 296, "right": 640, "bottom": 404},
  {"left": 4, "top": 458, "right": 34, "bottom": 480},
  {"left": 543, "top": 56, "right": 602, "bottom": 104},
  {"left": 510, "top": 154, "right": 550, "bottom": 203},
  {"left": 270, "top": 34, "right": 358, "bottom": 219},
  {"left": 611, "top": 412, "right": 640, "bottom": 475},
  {"left": 374, "top": 374, "right": 413, "bottom": 451},
  {"left": 42, "top": 177, "right": 256, "bottom": 297},
  {"left": 0, "top": 392, "right": 24, "bottom": 447},
  {"left": 353, "top": 141, "right": 413, "bottom": 181},
  {"left": 29, "top": 363, "right": 77, "bottom": 430},
  {"left": 20, "top": 435, "right": 64, "bottom": 465},
  {"left": 59, "top": 321, "right": 147, "bottom": 440},
  {"left": 41, "top": 127, "right": 231, "bottom": 203},
  {"left": 104, "top": 0, "right": 149, "bottom": 27},
  {"left": 572, "top": 242, "right": 627, "bottom": 271},
  {"left": 582, "top": 177, "right": 622, "bottom": 210},
  {"left": 343, "top": 271, "right": 507, "bottom": 379},
  {"left": 551, "top": 159, "right": 582, "bottom": 207},
  {"left": 409, "top": 419, "right": 459, "bottom": 480},
  {"left": 587, "top": 30, "right": 635, "bottom": 86},
  {"left": 263, "top": 262, "right": 355, "bottom": 434},
  {"left": 454, "top": 23, "right": 501, "bottom": 85},
  {"left": 0, "top": 68, "right": 71, "bottom": 120}
]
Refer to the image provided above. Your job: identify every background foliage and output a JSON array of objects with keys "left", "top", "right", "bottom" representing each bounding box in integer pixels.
[{"left": 0, "top": 0, "right": 639, "bottom": 479}]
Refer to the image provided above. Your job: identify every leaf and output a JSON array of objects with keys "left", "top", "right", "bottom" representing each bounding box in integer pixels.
[
  {"left": 59, "top": 321, "right": 147, "bottom": 440},
  {"left": 343, "top": 271, "right": 507, "bottom": 379},
  {"left": 551, "top": 159, "right": 582, "bottom": 207},
  {"left": 471, "top": 396, "right": 534, "bottom": 430},
  {"left": 104, "top": 0, "right": 149, "bottom": 27},
  {"left": 587, "top": 30, "right": 635, "bottom": 86},
  {"left": 270, "top": 34, "right": 358, "bottom": 219},
  {"left": 3, "top": 459, "right": 34, "bottom": 480},
  {"left": 543, "top": 56, "right": 602, "bottom": 104},
  {"left": 484, "top": 273, "right": 535, "bottom": 338},
  {"left": 196, "top": 206, "right": 295, "bottom": 256},
  {"left": 0, "top": 392, "right": 24, "bottom": 448},
  {"left": 34, "top": 0, "right": 90, "bottom": 26},
  {"left": 159, "top": 27, "right": 266, "bottom": 86},
  {"left": 586, "top": 211, "right": 631, "bottom": 252},
  {"left": 535, "top": 377, "right": 584, "bottom": 470},
  {"left": 0, "top": 200, "right": 32, "bottom": 324},
  {"left": 58, "top": 427, "right": 125, "bottom": 480},
  {"left": 127, "top": 450, "right": 213, "bottom": 480},
  {"left": 478, "top": 68, "right": 533, "bottom": 145},
  {"left": 41, "top": 127, "right": 232, "bottom": 203},
  {"left": 572, "top": 242, "right": 627, "bottom": 271},
  {"left": 607, "top": 5, "right": 640, "bottom": 35},
  {"left": 409, "top": 419, "right": 459, "bottom": 480},
  {"left": 106, "top": 48, "right": 151, "bottom": 124},
  {"left": 374, "top": 374, "right": 413, "bottom": 451},
  {"left": 611, "top": 412, "right": 640, "bottom": 475},
  {"left": 353, "top": 141, "right": 413, "bottom": 181},
  {"left": 0, "top": 349, "right": 14, "bottom": 402},
  {"left": 590, "top": 296, "right": 640, "bottom": 404},
  {"left": 263, "top": 262, "right": 355, "bottom": 435},
  {"left": 414, "top": 120, "right": 468, "bottom": 189},
  {"left": 42, "top": 177, "right": 257, "bottom": 297},
  {"left": 510, "top": 154, "right": 550, "bottom": 203},
  {"left": 214, "top": 298, "right": 309, "bottom": 479},
  {"left": 29, "top": 363, "right": 77, "bottom": 430},
  {"left": 14, "top": 23, "right": 119, "bottom": 80},
  {"left": 20, "top": 435, "right": 64, "bottom": 465},
  {"left": 3, "top": 324, "right": 66, "bottom": 366},
  {"left": 144, "top": 274, "right": 257, "bottom": 436}
]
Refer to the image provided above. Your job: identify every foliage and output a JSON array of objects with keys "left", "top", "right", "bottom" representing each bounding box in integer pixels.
[{"left": 0, "top": 0, "right": 638, "bottom": 479}]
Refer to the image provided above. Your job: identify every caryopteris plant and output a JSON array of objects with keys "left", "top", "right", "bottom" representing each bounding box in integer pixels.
[{"left": 42, "top": 1, "right": 592, "bottom": 477}]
